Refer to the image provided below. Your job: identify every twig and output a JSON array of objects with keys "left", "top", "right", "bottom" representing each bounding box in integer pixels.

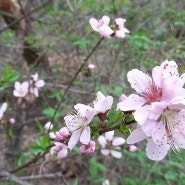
[
  {"left": 10, "top": 151, "right": 46, "bottom": 173},
  {"left": 21, "top": 172, "right": 62, "bottom": 180},
  {"left": 51, "top": 37, "right": 104, "bottom": 122},
  {"left": 0, "top": 171, "right": 33, "bottom": 185},
  {"left": 99, "top": 119, "right": 136, "bottom": 134},
  {"left": 0, "top": 0, "right": 54, "bottom": 34}
]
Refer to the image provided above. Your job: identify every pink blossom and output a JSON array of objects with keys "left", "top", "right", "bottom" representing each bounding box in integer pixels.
[
  {"left": 127, "top": 145, "right": 137, "bottom": 152},
  {"left": 13, "top": 81, "right": 29, "bottom": 97},
  {"left": 0, "top": 103, "right": 7, "bottom": 120},
  {"left": 119, "top": 94, "right": 127, "bottom": 102},
  {"left": 98, "top": 131, "right": 125, "bottom": 158},
  {"left": 115, "top": 18, "right": 126, "bottom": 29},
  {"left": 7, "top": 118, "right": 16, "bottom": 125},
  {"left": 64, "top": 104, "right": 95, "bottom": 150},
  {"left": 29, "top": 73, "right": 45, "bottom": 97},
  {"left": 121, "top": 60, "right": 185, "bottom": 160},
  {"left": 117, "top": 60, "right": 185, "bottom": 112},
  {"left": 128, "top": 98, "right": 185, "bottom": 161},
  {"left": 88, "top": 64, "right": 96, "bottom": 73},
  {"left": 89, "top": 16, "right": 114, "bottom": 38},
  {"left": 51, "top": 127, "right": 71, "bottom": 141},
  {"left": 80, "top": 140, "right": 96, "bottom": 154},
  {"left": 114, "top": 18, "right": 129, "bottom": 39},
  {"left": 50, "top": 142, "right": 68, "bottom": 159},
  {"left": 93, "top": 91, "right": 113, "bottom": 115}
]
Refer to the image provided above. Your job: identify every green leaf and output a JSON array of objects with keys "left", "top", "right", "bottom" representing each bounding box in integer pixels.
[
  {"left": 73, "top": 178, "right": 78, "bottom": 185},
  {"left": 36, "top": 120, "right": 44, "bottom": 133},
  {"left": 29, "top": 145, "right": 46, "bottom": 153},
  {"left": 108, "top": 109, "right": 123, "bottom": 127},
  {"left": 119, "top": 122, "right": 130, "bottom": 135},
  {"left": 42, "top": 107, "right": 60, "bottom": 121},
  {"left": 8, "top": 126, "right": 14, "bottom": 138}
]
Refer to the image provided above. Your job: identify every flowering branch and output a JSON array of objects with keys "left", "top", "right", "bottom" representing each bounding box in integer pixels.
[{"left": 51, "top": 37, "right": 104, "bottom": 122}]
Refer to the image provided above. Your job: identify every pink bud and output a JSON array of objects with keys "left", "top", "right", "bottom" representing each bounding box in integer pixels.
[
  {"left": 7, "top": 118, "right": 16, "bottom": 125},
  {"left": 59, "top": 127, "right": 70, "bottom": 137},
  {"left": 119, "top": 94, "right": 127, "bottom": 102},
  {"left": 80, "top": 141, "right": 96, "bottom": 154},
  {"left": 88, "top": 64, "right": 96, "bottom": 71},
  {"left": 128, "top": 145, "right": 137, "bottom": 152}
]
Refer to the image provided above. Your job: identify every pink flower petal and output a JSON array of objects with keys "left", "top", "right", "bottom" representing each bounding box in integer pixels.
[
  {"left": 98, "top": 135, "right": 107, "bottom": 148},
  {"left": 68, "top": 129, "right": 82, "bottom": 150},
  {"left": 80, "top": 126, "right": 90, "bottom": 145},
  {"left": 117, "top": 94, "right": 145, "bottom": 111},
  {"left": 112, "top": 137, "right": 125, "bottom": 146},
  {"left": 57, "top": 148, "right": 68, "bottom": 159},
  {"left": 111, "top": 149, "right": 122, "bottom": 158},
  {"left": 35, "top": 80, "right": 45, "bottom": 87},
  {"left": 127, "top": 127, "right": 147, "bottom": 144},
  {"left": 105, "top": 131, "right": 114, "bottom": 141},
  {"left": 101, "top": 15, "right": 110, "bottom": 25},
  {"left": 101, "top": 149, "right": 110, "bottom": 155},
  {"left": 64, "top": 115, "right": 82, "bottom": 132},
  {"left": 146, "top": 139, "right": 170, "bottom": 161},
  {"left": 89, "top": 18, "right": 99, "bottom": 32},
  {"left": 127, "top": 69, "right": 152, "bottom": 94}
]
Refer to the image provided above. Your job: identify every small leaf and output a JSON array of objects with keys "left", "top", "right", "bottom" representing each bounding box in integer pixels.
[{"left": 29, "top": 145, "right": 45, "bottom": 153}]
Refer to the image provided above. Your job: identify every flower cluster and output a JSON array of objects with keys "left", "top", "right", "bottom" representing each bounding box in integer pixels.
[
  {"left": 117, "top": 60, "right": 185, "bottom": 161},
  {"left": 89, "top": 15, "right": 129, "bottom": 39},
  {"left": 13, "top": 73, "right": 45, "bottom": 100},
  {"left": 50, "top": 91, "right": 121, "bottom": 158}
]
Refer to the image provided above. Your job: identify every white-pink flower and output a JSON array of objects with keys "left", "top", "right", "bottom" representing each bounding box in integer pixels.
[
  {"left": 64, "top": 104, "right": 95, "bottom": 150},
  {"left": 93, "top": 91, "right": 113, "bottom": 115},
  {"left": 127, "top": 98, "right": 185, "bottom": 161},
  {"left": 98, "top": 131, "right": 125, "bottom": 158},
  {"left": 117, "top": 60, "right": 185, "bottom": 112},
  {"left": 29, "top": 73, "right": 45, "bottom": 97},
  {"left": 114, "top": 18, "right": 129, "bottom": 39},
  {"left": 119, "top": 60, "right": 185, "bottom": 161},
  {"left": 89, "top": 15, "right": 114, "bottom": 38},
  {"left": 80, "top": 140, "right": 96, "bottom": 154},
  {"left": 0, "top": 103, "right": 7, "bottom": 120},
  {"left": 50, "top": 142, "right": 68, "bottom": 159},
  {"left": 13, "top": 81, "right": 29, "bottom": 97}
]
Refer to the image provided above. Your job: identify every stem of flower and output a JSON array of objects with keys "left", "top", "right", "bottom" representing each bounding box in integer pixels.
[{"left": 51, "top": 37, "right": 104, "bottom": 123}]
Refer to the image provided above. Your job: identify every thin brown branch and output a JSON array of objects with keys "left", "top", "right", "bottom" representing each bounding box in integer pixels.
[
  {"left": 0, "top": 171, "right": 33, "bottom": 185},
  {"left": 51, "top": 37, "right": 104, "bottom": 122},
  {"left": 10, "top": 151, "right": 46, "bottom": 173}
]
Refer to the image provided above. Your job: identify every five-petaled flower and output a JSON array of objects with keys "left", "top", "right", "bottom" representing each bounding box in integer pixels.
[
  {"left": 118, "top": 60, "right": 185, "bottom": 161},
  {"left": 89, "top": 15, "right": 114, "bottom": 38},
  {"left": 13, "top": 81, "right": 29, "bottom": 98},
  {"left": 64, "top": 104, "right": 95, "bottom": 150},
  {"left": 29, "top": 73, "right": 45, "bottom": 97},
  {"left": 98, "top": 131, "right": 125, "bottom": 158}
]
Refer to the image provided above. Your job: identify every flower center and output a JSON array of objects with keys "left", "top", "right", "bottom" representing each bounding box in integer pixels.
[{"left": 142, "top": 82, "right": 162, "bottom": 104}]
